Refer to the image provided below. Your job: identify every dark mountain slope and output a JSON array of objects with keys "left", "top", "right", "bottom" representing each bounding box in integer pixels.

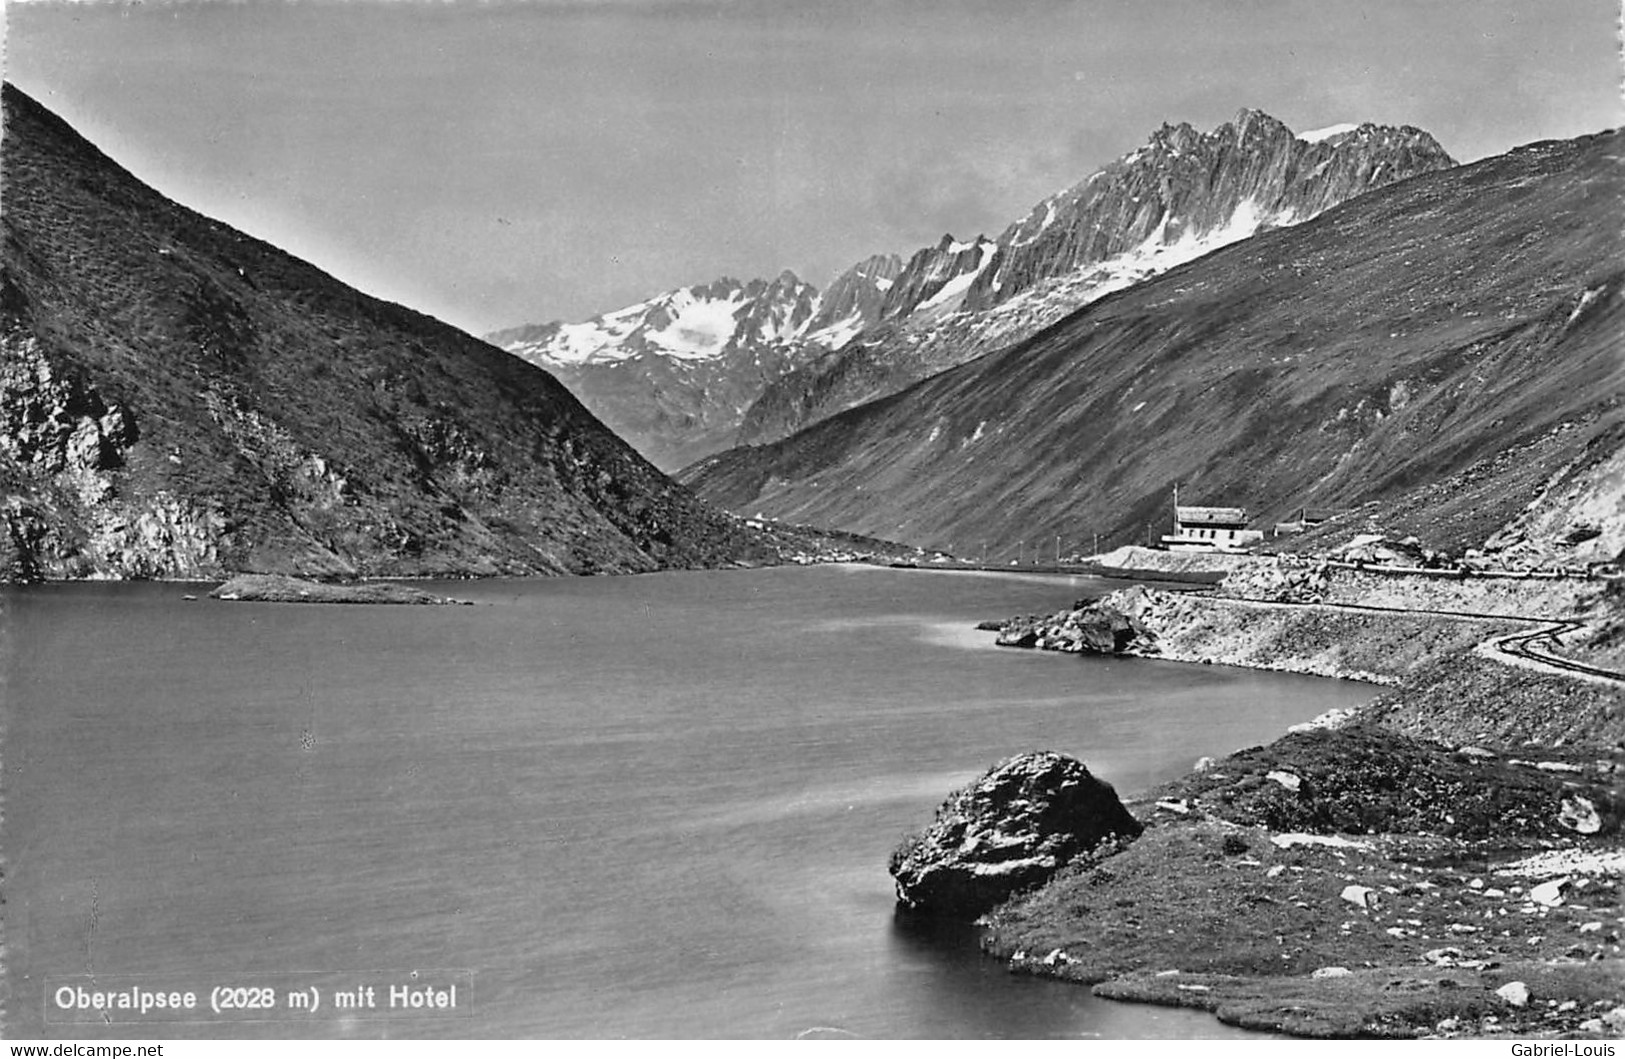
[
  {"left": 0, "top": 82, "right": 769, "bottom": 579},
  {"left": 682, "top": 130, "right": 1624, "bottom": 558}
]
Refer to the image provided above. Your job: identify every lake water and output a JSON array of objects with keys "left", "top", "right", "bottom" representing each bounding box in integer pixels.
[{"left": 2, "top": 565, "right": 1375, "bottom": 1039}]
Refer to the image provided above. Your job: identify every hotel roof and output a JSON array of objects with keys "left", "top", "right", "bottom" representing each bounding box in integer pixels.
[{"left": 1176, "top": 506, "right": 1248, "bottom": 526}]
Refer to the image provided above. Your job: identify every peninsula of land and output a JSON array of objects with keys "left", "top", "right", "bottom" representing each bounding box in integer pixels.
[{"left": 209, "top": 573, "right": 471, "bottom": 605}]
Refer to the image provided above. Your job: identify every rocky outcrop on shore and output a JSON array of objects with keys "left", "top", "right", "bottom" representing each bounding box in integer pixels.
[
  {"left": 209, "top": 573, "right": 470, "bottom": 605},
  {"left": 888, "top": 751, "right": 1142, "bottom": 918},
  {"left": 993, "top": 591, "right": 1152, "bottom": 652}
]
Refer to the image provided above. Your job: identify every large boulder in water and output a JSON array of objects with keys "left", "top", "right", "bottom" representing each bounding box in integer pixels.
[{"left": 888, "top": 751, "right": 1143, "bottom": 918}]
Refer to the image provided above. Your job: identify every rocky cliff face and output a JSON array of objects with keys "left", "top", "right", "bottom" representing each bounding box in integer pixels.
[
  {"left": 964, "top": 112, "right": 1454, "bottom": 315},
  {"left": 0, "top": 332, "right": 226, "bottom": 579},
  {"left": 735, "top": 111, "right": 1457, "bottom": 445},
  {"left": 0, "top": 82, "right": 771, "bottom": 580},
  {"left": 873, "top": 234, "right": 999, "bottom": 323},
  {"left": 683, "top": 128, "right": 1624, "bottom": 563},
  {"left": 799, "top": 252, "right": 903, "bottom": 345}
]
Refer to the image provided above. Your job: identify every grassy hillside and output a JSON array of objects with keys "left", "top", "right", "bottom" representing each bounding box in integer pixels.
[{"left": 0, "top": 82, "right": 772, "bottom": 579}]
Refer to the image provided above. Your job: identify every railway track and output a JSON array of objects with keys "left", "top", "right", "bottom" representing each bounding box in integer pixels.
[{"left": 1489, "top": 619, "right": 1625, "bottom": 683}]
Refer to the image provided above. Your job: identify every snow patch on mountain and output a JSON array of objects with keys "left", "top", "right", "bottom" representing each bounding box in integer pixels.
[
  {"left": 898, "top": 194, "right": 1296, "bottom": 370},
  {"left": 546, "top": 315, "right": 642, "bottom": 365},
  {"left": 803, "top": 311, "right": 867, "bottom": 351},
  {"left": 647, "top": 289, "right": 749, "bottom": 359},
  {"left": 916, "top": 239, "right": 998, "bottom": 315}
]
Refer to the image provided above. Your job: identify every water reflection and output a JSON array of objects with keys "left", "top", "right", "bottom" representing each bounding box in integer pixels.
[
  {"left": 887, "top": 908, "right": 1105, "bottom": 1037},
  {"left": 886, "top": 906, "right": 1270, "bottom": 1039}
]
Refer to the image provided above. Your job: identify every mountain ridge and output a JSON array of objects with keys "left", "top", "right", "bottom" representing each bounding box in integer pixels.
[
  {"left": 681, "top": 128, "right": 1624, "bottom": 565},
  {"left": 487, "top": 109, "right": 1454, "bottom": 468},
  {"left": 736, "top": 109, "right": 1458, "bottom": 446}
]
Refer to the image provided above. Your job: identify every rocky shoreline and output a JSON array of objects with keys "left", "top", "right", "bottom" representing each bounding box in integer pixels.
[{"left": 893, "top": 554, "right": 1624, "bottom": 1039}]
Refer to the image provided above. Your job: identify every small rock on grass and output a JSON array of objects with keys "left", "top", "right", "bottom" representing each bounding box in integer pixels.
[
  {"left": 1341, "top": 884, "right": 1379, "bottom": 909},
  {"left": 1559, "top": 796, "right": 1602, "bottom": 834},
  {"left": 1495, "top": 981, "right": 1531, "bottom": 1007}
]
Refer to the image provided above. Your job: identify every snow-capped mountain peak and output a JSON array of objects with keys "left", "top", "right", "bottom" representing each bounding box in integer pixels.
[
  {"left": 736, "top": 109, "right": 1457, "bottom": 445},
  {"left": 487, "top": 108, "right": 1457, "bottom": 468},
  {"left": 488, "top": 272, "right": 820, "bottom": 368}
]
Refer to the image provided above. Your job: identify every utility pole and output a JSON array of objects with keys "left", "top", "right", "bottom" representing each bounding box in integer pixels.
[
  {"left": 1018, "top": 539, "right": 1024, "bottom": 565},
  {"left": 1055, "top": 535, "right": 1061, "bottom": 564}
]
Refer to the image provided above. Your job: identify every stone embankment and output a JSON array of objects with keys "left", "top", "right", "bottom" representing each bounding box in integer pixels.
[
  {"left": 993, "top": 554, "right": 1625, "bottom": 747},
  {"left": 992, "top": 584, "right": 1518, "bottom": 688},
  {"left": 1213, "top": 554, "right": 1604, "bottom": 618}
]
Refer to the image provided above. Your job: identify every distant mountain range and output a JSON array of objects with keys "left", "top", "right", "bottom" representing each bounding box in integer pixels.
[
  {"left": 680, "top": 128, "right": 1625, "bottom": 563},
  {"left": 738, "top": 112, "right": 1458, "bottom": 447},
  {"left": 487, "top": 110, "right": 1456, "bottom": 469},
  {"left": 0, "top": 83, "right": 772, "bottom": 579},
  {"left": 484, "top": 271, "right": 825, "bottom": 472},
  {"left": 483, "top": 236, "right": 1002, "bottom": 471}
]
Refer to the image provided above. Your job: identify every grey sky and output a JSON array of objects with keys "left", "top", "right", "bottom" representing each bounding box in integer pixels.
[{"left": 6, "top": 0, "right": 1620, "bottom": 334}]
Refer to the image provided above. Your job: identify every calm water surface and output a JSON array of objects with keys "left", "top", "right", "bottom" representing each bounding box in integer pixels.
[{"left": 3, "top": 565, "right": 1374, "bottom": 1038}]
